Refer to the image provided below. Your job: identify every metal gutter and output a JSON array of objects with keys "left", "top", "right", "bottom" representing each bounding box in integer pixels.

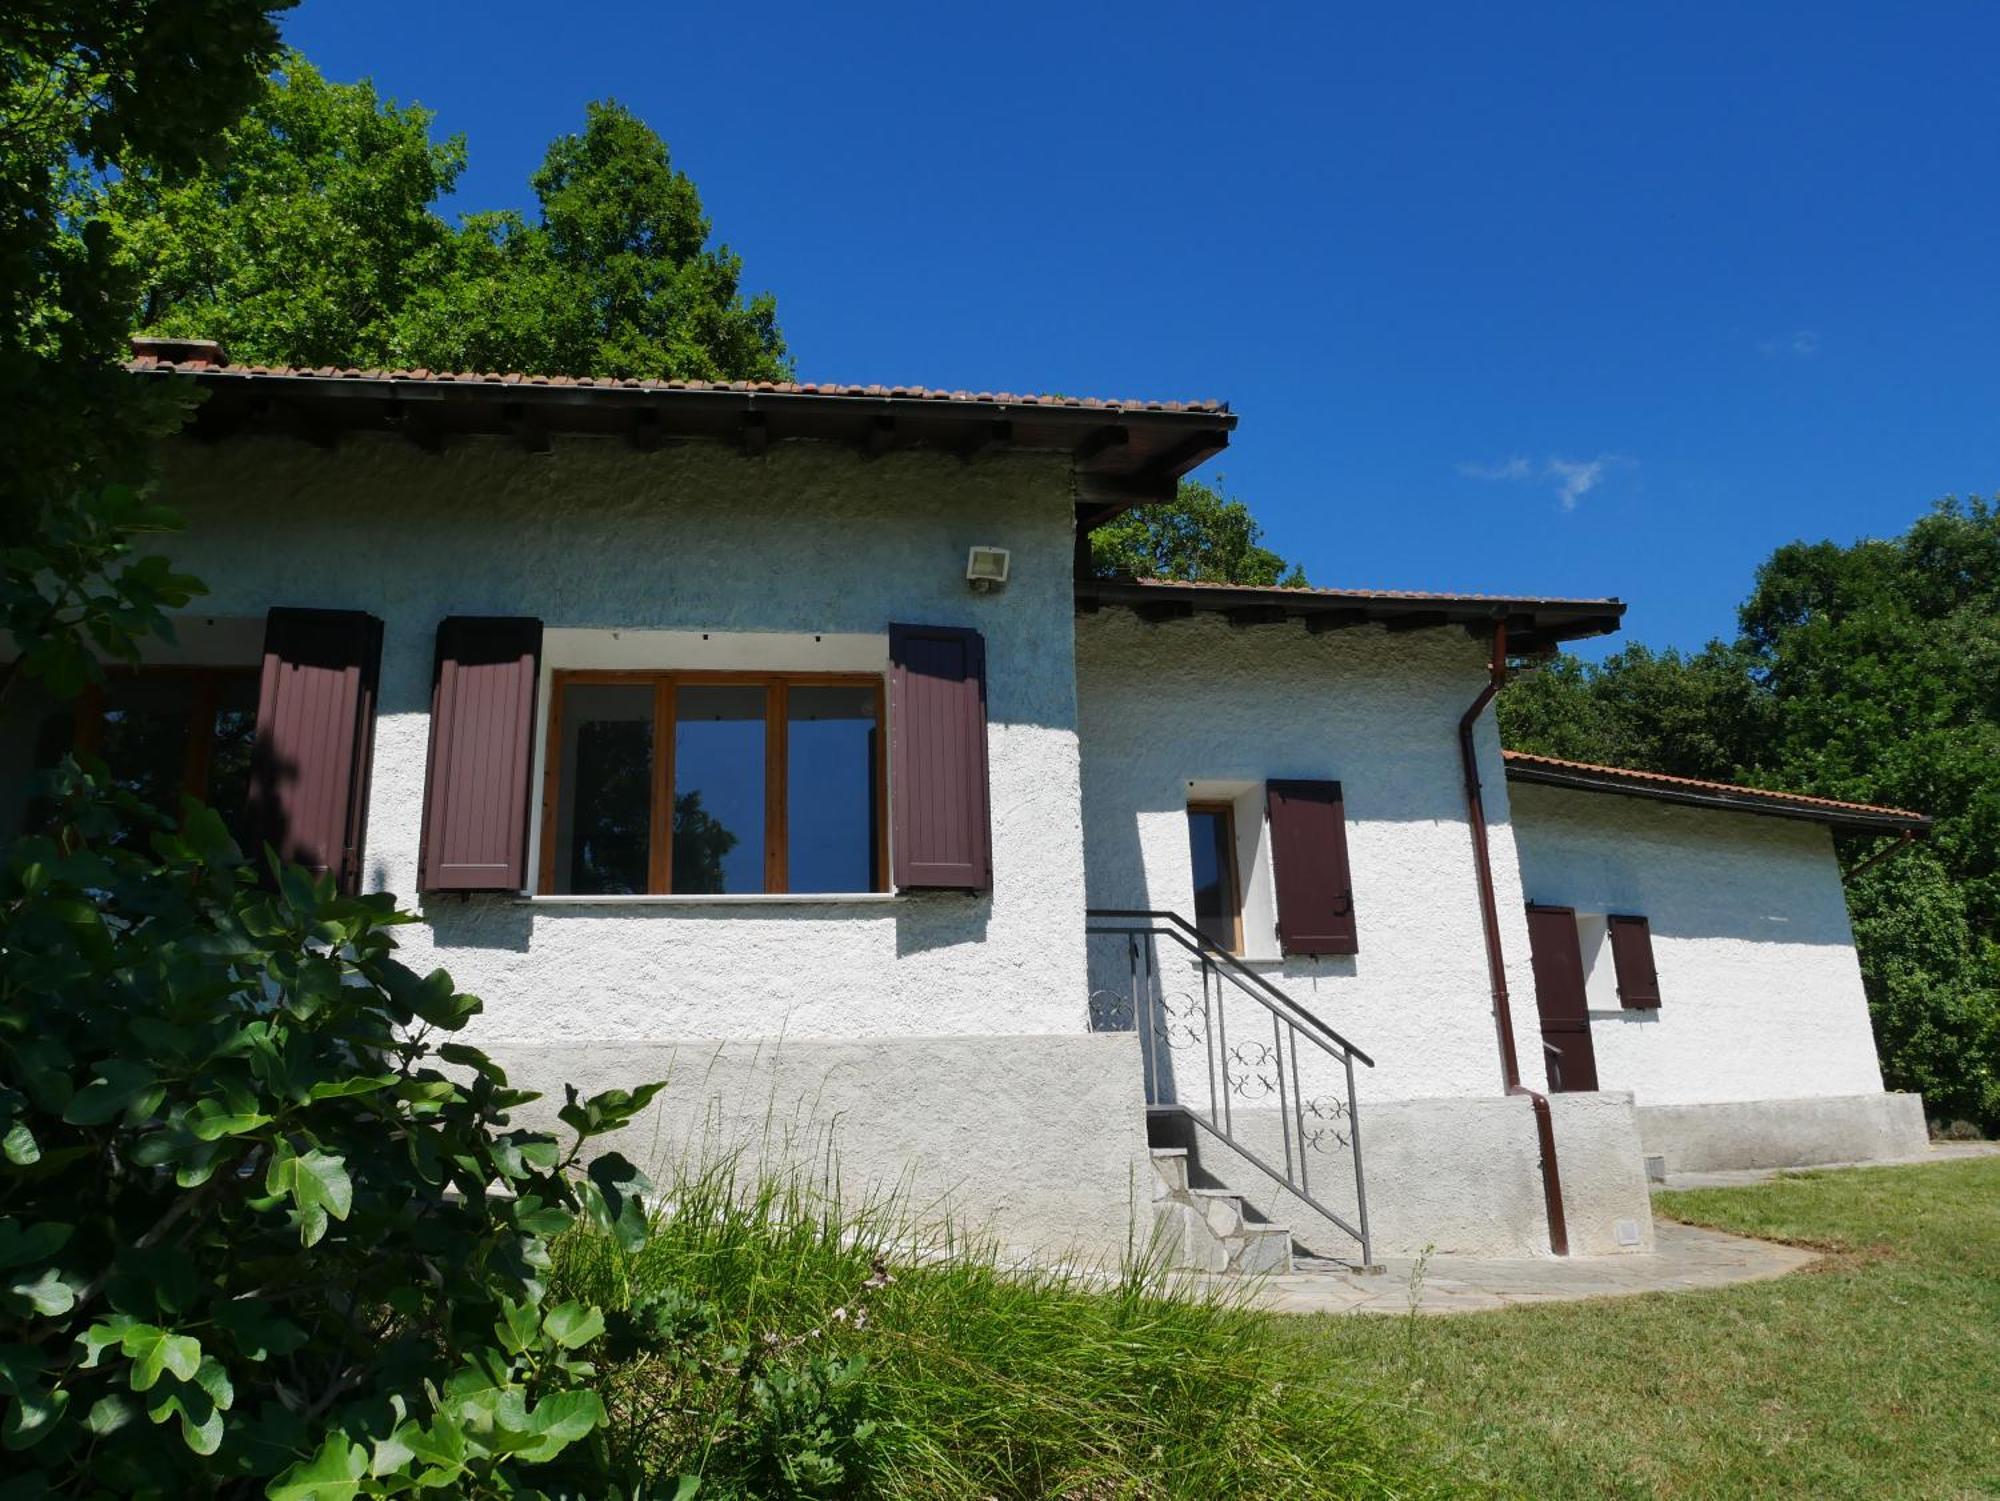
[{"left": 1459, "top": 619, "right": 1569, "bottom": 1256}]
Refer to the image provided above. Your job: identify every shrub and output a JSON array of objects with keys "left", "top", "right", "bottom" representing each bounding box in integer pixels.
[{"left": 0, "top": 758, "right": 672, "bottom": 1497}]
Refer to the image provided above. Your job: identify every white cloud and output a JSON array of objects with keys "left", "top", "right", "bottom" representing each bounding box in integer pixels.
[
  {"left": 1543, "top": 457, "right": 1609, "bottom": 510},
  {"left": 1455, "top": 456, "right": 1533, "bottom": 481},
  {"left": 1456, "top": 453, "right": 1631, "bottom": 510}
]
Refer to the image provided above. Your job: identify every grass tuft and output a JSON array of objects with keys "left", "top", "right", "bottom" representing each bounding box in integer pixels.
[{"left": 550, "top": 1152, "right": 1442, "bottom": 1499}]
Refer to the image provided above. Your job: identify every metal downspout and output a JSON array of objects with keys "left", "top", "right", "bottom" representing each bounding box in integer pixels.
[{"left": 1459, "top": 619, "right": 1570, "bottom": 1256}]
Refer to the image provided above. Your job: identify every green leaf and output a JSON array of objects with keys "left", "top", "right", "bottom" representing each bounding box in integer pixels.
[
  {"left": 188, "top": 1107, "right": 274, "bottom": 1141},
  {"left": 213, "top": 1299, "right": 308, "bottom": 1362},
  {"left": 264, "top": 1147, "right": 353, "bottom": 1247},
  {"left": 509, "top": 1388, "right": 604, "bottom": 1463},
  {"left": 541, "top": 1303, "right": 604, "bottom": 1351},
  {"left": 4, "top": 1266, "right": 76, "bottom": 1319},
  {"left": 84, "top": 1391, "right": 139, "bottom": 1437},
  {"left": 0, "top": 1220, "right": 70, "bottom": 1272},
  {"left": 495, "top": 1298, "right": 540, "bottom": 1357},
  {"left": 2, "top": 1124, "right": 38, "bottom": 1167},
  {"left": 1, "top": 1383, "right": 67, "bottom": 1450},
  {"left": 267, "top": 1432, "right": 370, "bottom": 1500},
  {"left": 120, "top": 1324, "right": 201, "bottom": 1391},
  {"left": 304, "top": 1074, "right": 396, "bottom": 1103},
  {"left": 62, "top": 1060, "right": 158, "bottom": 1125}
]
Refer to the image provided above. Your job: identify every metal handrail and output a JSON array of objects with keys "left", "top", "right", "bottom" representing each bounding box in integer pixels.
[
  {"left": 1086, "top": 908, "right": 1376, "bottom": 1266},
  {"left": 1087, "top": 908, "right": 1376, "bottom": 1066}
]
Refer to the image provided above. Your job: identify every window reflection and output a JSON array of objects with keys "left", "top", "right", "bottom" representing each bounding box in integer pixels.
[
  {"left": 673, "top": 685, "right": 766, "bottom": 894},
  {"left": 1187, "top": 805, "right": 1240, "bottom": 953},
  {"left": 787, "top": 685, "right": 879, "bottom": 894},
  {"left": 556, "top": 684, "right": 653, "bottom": 895}
]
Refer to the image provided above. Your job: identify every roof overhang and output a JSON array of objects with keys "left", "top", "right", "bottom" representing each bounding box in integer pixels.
[
  {"left": 1503, "top": 753, "right": 1931, "bottom": 835},
  {"left": 1075, "top": 578, "right": 1626, "bottom": 653},
  {"left": 125, "top": 356, "right": 1235, "bottom": 514}
]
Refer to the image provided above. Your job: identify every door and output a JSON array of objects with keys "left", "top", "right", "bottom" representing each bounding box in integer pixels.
[{"left": 1524, "top": 904, "right": 1600, "bottom": 1092}]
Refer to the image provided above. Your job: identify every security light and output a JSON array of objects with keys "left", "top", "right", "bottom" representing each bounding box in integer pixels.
[{"left": 965, "top": 545, "right": 1011, "bottom": 592}]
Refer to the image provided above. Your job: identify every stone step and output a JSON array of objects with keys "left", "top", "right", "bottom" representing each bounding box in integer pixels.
[{"left": 1148, "top": 1147, "right": 1190, "bottom": 1197}]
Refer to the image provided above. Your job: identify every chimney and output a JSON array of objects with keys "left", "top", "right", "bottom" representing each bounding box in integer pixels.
[{"left": 129, "top": 335, "right": 227, "bottom": 368}]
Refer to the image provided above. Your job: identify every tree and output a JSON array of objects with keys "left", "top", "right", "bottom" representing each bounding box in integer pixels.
[
  {"left": 1089, "top": 477, "right": 1307, "bottom": 587},
  {"left": 0, "top": 1, "right": 294, "bottom": 533},
  {"left": 101, "top": 62, "right": 791, "bottom": 382},
  {"left": 104, "top": 53, "right": 466, "bottom": 369},
  {"left": 1499, "top": 498, "right": 2000, "bottom": 1131}
]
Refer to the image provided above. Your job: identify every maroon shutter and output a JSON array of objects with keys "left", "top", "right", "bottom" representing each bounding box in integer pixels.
[
  {"left": 248, "top": 608, "right": 383, "bottom": 894},
  {"left": 888, "top": 623, "right": 991, "bottom": 891},
  {"left": 1265, "top": 779, "right": 1358, "bottom": 956},
  {"left": 418, "top": 617, "right": 542, "bottom": 892},
  {"left": 1525, "top": 904, "right": 1600, "bottom": 1091},
  {"left": 1608, "top": 914, "right": 1662, "bottom": 1010}
]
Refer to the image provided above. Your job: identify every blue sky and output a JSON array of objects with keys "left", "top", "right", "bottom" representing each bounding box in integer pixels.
[{"left": 284, "top": 2, "right": 2000, "bottom": 656}]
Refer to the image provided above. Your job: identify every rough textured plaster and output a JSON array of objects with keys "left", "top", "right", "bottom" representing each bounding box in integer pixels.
[
  {"left": 1509, "top": 781, "right": 1889, "bottom": 1106},
  {"left": 1638, "top": 1092, "right": 1928, "bottom": 1172},
  {"left": 481, "top": 1033, "right": 1154, "bottom": 1264},
  {"left": 153, "top": 435, "right": 1094, "bottom": 1044},
  {"left": 1075, "top": 611, "right": 1540, "bottom": 1106},
  {"left": 1156, "top": 1091, "right": 1652, "bottom": 1260}
]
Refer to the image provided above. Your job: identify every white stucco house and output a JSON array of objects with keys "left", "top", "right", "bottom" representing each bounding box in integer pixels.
[{"left": 0, "top": 337, "right": 1932, "bottom": 1270}]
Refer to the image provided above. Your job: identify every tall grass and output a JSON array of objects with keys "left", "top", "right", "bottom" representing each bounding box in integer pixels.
[{"left": 550, "top": 1153, "right": 1441, "bottom": 1499}]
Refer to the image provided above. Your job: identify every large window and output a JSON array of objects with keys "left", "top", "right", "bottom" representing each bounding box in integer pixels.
[
  {"left": 5, "top": 667, "right": 261, "bottom": 840},
  {"left": 541, "top": 672, "right": 886, "bottom": 896}
]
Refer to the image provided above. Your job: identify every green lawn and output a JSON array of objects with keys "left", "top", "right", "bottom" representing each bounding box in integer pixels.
[
  {"left": 1322, "top": 1155, "right": 2000, "bottom": 1499},
  {"left": 553, "top": 1155, "right": 1998, "bottom": 1497}
]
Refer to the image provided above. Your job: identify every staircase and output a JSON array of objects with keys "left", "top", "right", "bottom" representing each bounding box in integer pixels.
[
  {"left": 1147, "top": 1145, "right": 1296, "bottom": 1274},
  {"left": 1088, "top": 909, "right": 1378, "bottom": 1273}
]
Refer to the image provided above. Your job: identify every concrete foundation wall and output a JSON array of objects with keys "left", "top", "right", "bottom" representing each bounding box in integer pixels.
[
  {"left": 1156, "top": 1091, "right": 1654, "bottom": 1260},
  {"left": 1639, "top": 1092, "right": 1928, "bottom": 1174},
  {"left": 484, "top": 1032, "right": 1155, "bottom": 1265}
]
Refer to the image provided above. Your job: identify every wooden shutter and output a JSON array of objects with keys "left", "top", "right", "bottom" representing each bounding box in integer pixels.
[
  {"left": 248, "top": 608, "right": 383, "bottom": 894},
  {"left": 1608, "top": 913, "right": 1662, "bottom": 1010},
  {"left": 888, "top": 623, "right": 991, "bottom": 891},
  {"left": 418, "top": 617, "right": 542, "bottom": 892},
  {"left": 1265, "top": 779, "right": 1358, "bottom": 956},
  {"left": 1525, "top": 904, "right": 1600, "bottom": 1091}
]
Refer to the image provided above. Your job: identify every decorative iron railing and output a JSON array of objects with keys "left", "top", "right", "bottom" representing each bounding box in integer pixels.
[{"left": 1085, "top": 909, "right": 1376, "bottom": 1266}]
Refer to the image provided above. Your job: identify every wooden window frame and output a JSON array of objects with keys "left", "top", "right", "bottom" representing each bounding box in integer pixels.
[
  {"left": 537, "top": 669, "right": 890, "bottom": 896},
  {"left": 1186, "top": 800, "right": 1246, "bottom": 955},
  {"left": 73, "top": 664, "right": 260, "bottom": 803}
]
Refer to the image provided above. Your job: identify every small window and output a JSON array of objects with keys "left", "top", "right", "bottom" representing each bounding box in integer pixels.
[
  {"left": 1186, "top": 802, "right": 1243, "bottom": 953},
  {"left": 10, "top": 667, "right": 260, "bottom": 843},
  {"left": 543, "top": 672, "right": 887, "bottom": 896}
]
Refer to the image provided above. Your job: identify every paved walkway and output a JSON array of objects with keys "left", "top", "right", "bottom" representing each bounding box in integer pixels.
[
  {"left": 1240, "top": 1142, "right": 1995, "bottom": 1316},
  {"left": 1248, "top": 1219, "right": 1815, "bottom": 1316}
]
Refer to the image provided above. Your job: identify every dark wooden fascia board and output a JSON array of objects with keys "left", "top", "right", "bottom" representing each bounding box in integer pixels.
[{"left": 1504, "top": 763, "right": 1932, "bottom": 836}]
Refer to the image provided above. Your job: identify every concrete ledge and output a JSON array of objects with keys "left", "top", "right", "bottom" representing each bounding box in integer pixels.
[
  {"left": 477, "top": 1032, "right": 1153, "bottom": 1268},
  {"left": 1154, "top": 1092, "right": 1654, "bottom": 1261},
  {"left": 1638, "top": 1091, "right": 1928, "bottom": 1174}
]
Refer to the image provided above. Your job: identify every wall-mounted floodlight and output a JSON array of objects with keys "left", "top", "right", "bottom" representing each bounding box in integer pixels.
[{"left": 966, "top": 545, "right": 1011, "bottom": 593}]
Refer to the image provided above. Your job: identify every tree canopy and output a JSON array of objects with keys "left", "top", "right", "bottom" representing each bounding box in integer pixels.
[
  {"left": 98, "top": 54, "right": 791, "bottom": 381},
  {"left": 1089, "top": 477, "right": 1307, "bottom": 587},
  {"left": 1500, "top": 498, "right": 2000, "bottom": 1130}
]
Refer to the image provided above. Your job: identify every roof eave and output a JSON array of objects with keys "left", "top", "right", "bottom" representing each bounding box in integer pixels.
[
  {"left": 1074, "top": 578, "right": 1627, "bottom": 651},
  {"left": 1503, "top": 761, "right": 1932, "bottom": 835}
]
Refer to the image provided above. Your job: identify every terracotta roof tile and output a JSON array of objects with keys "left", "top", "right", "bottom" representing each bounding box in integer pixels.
[
  {"left": 122, "top": 356, "right": 1229, "bottom": 414},
  {"left": 1501, "top": 750, "right": 1929, "bottom": 822},
  {"left": 1130, "top": 577, "right": 1623, "bottom": 608}
]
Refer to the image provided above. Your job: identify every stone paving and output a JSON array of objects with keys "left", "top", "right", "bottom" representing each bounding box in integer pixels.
[
  {"left": 1237, "top": 1142, "right": 1995, "bottom": 1316},
  {"left": 1247, "top": 1219, "right": 1816, "bottom": 1316}
]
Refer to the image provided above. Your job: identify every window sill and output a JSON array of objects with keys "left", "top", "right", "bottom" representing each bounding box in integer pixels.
[{"left": 516, "top": 892, "right": 901, "bottom": 908}]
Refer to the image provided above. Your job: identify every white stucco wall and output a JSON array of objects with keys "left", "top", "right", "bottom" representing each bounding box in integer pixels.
[
  {"left": 1508, "top": 781, "right": 1887, "bottom": 1107},
  {"left": 1075, "top": 611, "right": 1541, "bottom": 1106},
  {"left": 151, "top": 433, "right": 1095, "bottom": 1047}
]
